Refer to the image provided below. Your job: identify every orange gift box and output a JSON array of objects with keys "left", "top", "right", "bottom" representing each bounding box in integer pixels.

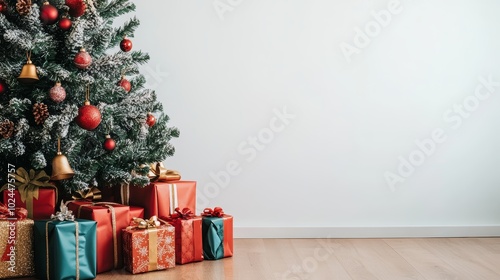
[
  {"left": 128, "top": 181, "right": 196, "bottom": 218},
  {"left": 122, "top": 224, "right": 175, "bottom": 274},
  {"left": 2, "top": 188, "right": 57, "bottom": 220},
  {"left": 67, "top": 201, "right": 130, "bottom": 273}
]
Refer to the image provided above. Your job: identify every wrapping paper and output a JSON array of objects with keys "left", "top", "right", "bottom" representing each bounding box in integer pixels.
[
  {"left": 129, "top": 181, "right": 196, "bottom": 218},
  {"left": 0, "top": 219, "right": 35, "bottom": 279},
  {"left": 167, "top": 217, "right": 203, "bottom": 264},
  {"left": 122, "top": 224, "right": 175, "bottom": 274},
  {"left": 130, "top": 206, "right": 145, "bottom": 219},
  {"left": 201, "top": 215, "right": 234, "bottom": 260},
  {"left": 33, "top": 219, "right": 97, "bottom": 280},
  {"left": 67, "top": 201, "right": 130, "bottom": 273},
  {"left": 2, "top": 188, "right": 57, "bottom": 220}
]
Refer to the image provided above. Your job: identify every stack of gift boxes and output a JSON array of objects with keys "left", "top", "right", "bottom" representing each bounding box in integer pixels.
[{"left": 0, "top": 167, "right": 233, "bottom": 279}]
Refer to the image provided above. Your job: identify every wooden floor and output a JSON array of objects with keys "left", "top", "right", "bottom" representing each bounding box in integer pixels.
[{"left": 23, "top": 238, "right": 500, "bottom": 280}]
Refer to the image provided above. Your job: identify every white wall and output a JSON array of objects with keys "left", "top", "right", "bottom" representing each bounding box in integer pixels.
[{"left": 131, "top": 0, "right": 500, "bottom": 237}]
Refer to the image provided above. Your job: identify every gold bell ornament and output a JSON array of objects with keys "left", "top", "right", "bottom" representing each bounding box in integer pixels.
[
  {"left": 18, "top": 51, "right": 39, "bottom": 83},
  {"left": 51, "top": 137, "right": 75, "bottom": 181}
]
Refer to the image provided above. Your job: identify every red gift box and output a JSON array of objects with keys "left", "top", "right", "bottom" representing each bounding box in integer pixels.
[
  {"left": 2, "top": 187, "right": 57, "bottom": 220},
  {"left": 129, "top": 181, "right": 196, "bottom": 218},
  {"left": 130, "top": 206, "right": 145, "bottom": 219},
  {"left": 67, "top": 201, "right": 130, "bottom": 273},
  {"left": 122, "top": 223, "right": 175, "bottom": 274},
  {"left": 166, "top": 216, "right": 203, "bottom": 264}
]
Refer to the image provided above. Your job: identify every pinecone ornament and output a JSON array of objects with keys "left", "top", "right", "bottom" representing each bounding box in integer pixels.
[
  {"left": 16, "top": 0, "right": 32, "bottom": 16},
  {"left": 0, "top": 120, "right": 15, "bottom": 139},
  {"left": 33, "top": 102, "right": 49, "bottom": 125}
]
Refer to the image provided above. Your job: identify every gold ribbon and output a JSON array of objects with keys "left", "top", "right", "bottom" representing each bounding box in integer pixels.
[
  {"left": 72, "top": 187, "right": 102, "bottom": 201},
  {"left": 76, "top": 202, "right": 119, "bottom": 269},
  {"left": 129, "top": 216, "right": 161, "bottom": 229},
  {"left": 45, "top": 220, "right": 79, "bottom": 280},
  {"left": 148, "top": 162, "right": 181, "bottom": 182},
  {"left": 148, "top": 228, "right": 158, "bottom": 271},
  {"left": 0, "top": 168, "right": 56, "bottom": 218}
]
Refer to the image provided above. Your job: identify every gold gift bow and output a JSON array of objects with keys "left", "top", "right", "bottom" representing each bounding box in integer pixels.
[
  {"left": 45, "top": 220, "right": 80, "bottom": 280},
  {"left": 130, "top": 216, "right": 161, "bottom": 229},
  {"left": 72, "top": 187, "right": 102, "bottom": 201},
  {"left": 76, "top": 202, "right": 119, "bottom": 269},
  {"left": 148, "top": 162, "right": 181, "bottom": 182},
  {"left": 0, "top": 168, "right": 57, "bottom": 218}
]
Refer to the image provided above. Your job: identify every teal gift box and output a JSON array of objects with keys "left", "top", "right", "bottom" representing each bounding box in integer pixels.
[
  {"left": 201, "top": 208, "right": 233, "bottom": 260},
  {"left": 34, "top": 219, "right": 97, "bottom": 280}
]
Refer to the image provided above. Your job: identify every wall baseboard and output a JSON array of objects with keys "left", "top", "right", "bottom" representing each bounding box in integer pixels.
[{"left": 234, "top": 226, "right": 500, "bottom": 238}]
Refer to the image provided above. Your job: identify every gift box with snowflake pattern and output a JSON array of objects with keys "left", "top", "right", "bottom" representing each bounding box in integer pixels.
[{"left": 122, "top": 224, "right": 176, "bottom": 274}]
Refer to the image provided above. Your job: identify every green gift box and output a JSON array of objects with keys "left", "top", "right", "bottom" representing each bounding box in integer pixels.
[
  {"left": 34, "top": 219, "right": 97, "bottom": 280},
  {"left": 201, "top": 208, "right": 233, "bottom": 260}
]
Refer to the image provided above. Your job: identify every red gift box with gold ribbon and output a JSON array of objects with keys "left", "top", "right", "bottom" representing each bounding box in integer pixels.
[
  {"left": 161, "top": 208, "right": 203, "bottom": 264},
  {"left": 0, "top": 168, "right": 57, "bottom": 220},
  {"left": 129, "top": 181, "right": 196, "bottom": 219},
  {"left": 67, "top": 201, "right": 130, "bottom": 273},
  {"left": 122, "top": 216, "right": 175, "bottom": 274}
]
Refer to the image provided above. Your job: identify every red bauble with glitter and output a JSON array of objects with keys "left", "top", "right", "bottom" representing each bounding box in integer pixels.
[
  {"left": 0, "top": 80, "right": 7, "bottom": 94},
  {"left": 120, "top": 38, "right": 133, "bottom": 52},
  {"left": 0, "top": 1, "right": 7, "bottom": 14},
  {"left": 146, "top": 113, "right": 156, "bottom": 127},
  {"left": 49, "top": 82, "right": 66, "bottom": 103},
  {"left": 40, "top": 2, "right": 59, "bottom": 25},
  {"left": 118, "top": 77, "right": 131, "bottom": 92},
  {"left": 75, "top": 101, "right": 101, "bottom": 130},
  {"left": 103, "top": 135, "right": 116, "bottom": 151},
  {"left": 58, "top": 17, "right": 72, "bottom": 31},
  {"left": 65, "top": 0, "right": 86, "bottom": 17},
  {"left": 74, "top": 48, "right": 92, "bottom": 69}
]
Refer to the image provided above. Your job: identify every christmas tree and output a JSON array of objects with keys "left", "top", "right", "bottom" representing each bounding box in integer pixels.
[{"left": 0, "top": 0, "right": 179, "bottom": 193}]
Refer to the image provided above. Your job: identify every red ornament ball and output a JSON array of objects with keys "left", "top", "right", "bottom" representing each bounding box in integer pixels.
[
  {"left": 0, "top": 2, "right": 7, "bottom": 14},
  {"left": 0, "top": 80, "right": 7, "bottom": 94},
  {"left": 120, "top": 38, "right": 133, "bottom": 52},
  {"left": 49, "top": 82, "right": 66, "bottom": 103},
  {"left": 118, "top": 77, "right": 131, "bottom": 92},
  {"left": 40, "top": 2, "right": 59, "bottom": 25},
  {"left": 103, "top": 135, "right": 116, "bottom": 151},
  {"left": 74, "top": 48, "right": 92, "bottom": 69},
  {"left": 75, "top": 101, "right": 102, "bottom": 130},
  {"left": 65, "top": 0, "right": 86, "bottom": 17},
  {"left": 146, "top": 113, "right": 156, "bottom": 127},
  {"left": 58, "top": 17, "right": 72, "bottom": 31}
]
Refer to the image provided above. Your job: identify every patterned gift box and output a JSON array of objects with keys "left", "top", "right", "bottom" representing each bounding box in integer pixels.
[
  {"left": 162, "top": 208, "right": 203, "bottom": 264},
  {"left": 0, "top": 204, "right": 35, "bottom": 279},
  {"left": 201, "top": 207, "right": 233, "bottom": 260},
  {"left": 67, "top": 201, "right": 130, "bottom": 273},
  {"left": 33, "top": 219, "right": 97, "bottom": 280},
  {"left": 122, "top": 218, "right": 175, "bottom": 274}
]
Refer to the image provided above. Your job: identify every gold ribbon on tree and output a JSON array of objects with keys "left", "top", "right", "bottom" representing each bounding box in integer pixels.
[
  {"left": 0, "top": 167, "right": 56, "bottom": 218},
  {"left": 71, "top": 187, "right": 102, "bottom": 201},
  {"left": 148, "top": 162, "right": 181, "bottom": 182}
]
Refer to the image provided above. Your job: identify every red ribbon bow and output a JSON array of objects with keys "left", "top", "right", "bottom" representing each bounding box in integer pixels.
[
  {"left": 169, "top": 207, "right": 194, "bottom": 220},
  {"left": 0, "top": 202, "right": 28, "bottom": 220},
  {"left": 202, "top": 207, "right": 224, "bottom": 218}
]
